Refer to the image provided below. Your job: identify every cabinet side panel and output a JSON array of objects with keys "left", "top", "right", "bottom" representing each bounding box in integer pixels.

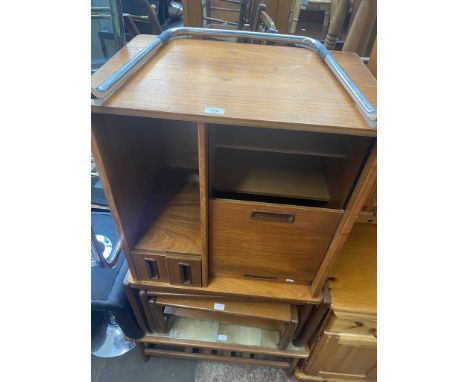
[
  {"left": 198, "top": 123, "right": 209, "bottom": 286},
  {"left": 91, "top": 114, "right": 163, "bottom": 257},
  {"left": 310, "top": 142, "right": 377, "bottom": 297}
]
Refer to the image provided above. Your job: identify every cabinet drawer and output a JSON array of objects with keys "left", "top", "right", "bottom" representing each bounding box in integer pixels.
[
  {"left": 166, "top": 254, "right": 202, "bottom": 287},
  {"left": 329, "top": 315, "right": 377, "bottom": 338},
  {"left": 209, "top": 199, "right": 343, "bottom": 284},
  {"left": 132, "top": 251, "right": 169, "bottom": 283}
]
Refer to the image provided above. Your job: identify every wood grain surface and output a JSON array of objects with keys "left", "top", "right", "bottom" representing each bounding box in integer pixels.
[
  {"left": 138, "top": 333, "right": 309, "bottom": 357},
  {"left": 213, "top": 149, "right": 330, "bottom": 201},
  {"left": 156, "top": 295, "right": 292, "bottom": 322},
  {"left": 329, "top": 223, "right": 376, "bottom": 316},
  {"left": 128, "top": 271, "right": 322, "bottom": 304},
  {"left": 210, "top": 199, "right": 342, "bottom": 284},
  {"left": 92, "top": 36, "right": 377, "bottom": 136},
  {"left": 310, "top": 143, "right": 376, "bottom": 297},
  {"left": 303, "top": 331, "right": 376, "bottom": 380},
  {"left": 212, "top": 124, "right": 347, "bottom": 158},
  {"left": 163, "top": 306, "right": 285, "bottom": 331},
  {"left": 197, "top": 123, "right": 209, "bottom": 286},
  {"left": 134, "top": 170, "right": 201, "bottom": 255}
]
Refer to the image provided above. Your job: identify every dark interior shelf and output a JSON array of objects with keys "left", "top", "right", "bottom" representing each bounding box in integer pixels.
[{"left": 213, "top": 149, "right": 330, "bottom": 202}]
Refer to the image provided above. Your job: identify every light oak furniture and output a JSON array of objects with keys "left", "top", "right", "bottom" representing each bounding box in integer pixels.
[
  {"left": 182, "top": 0, "right": 296, "bottom": 33},
  {"left": 92, "top": 31, "right": 376, "bottom": 369},
  {"left": 342, "top": 0, "right": 376, "bottom": 56},
  {"left": 295, "top": 222, "right": 377, "bottom": 381},
  {"left": 324, "top": 0, "right": 349, "bottom": 49},
  {"left": 325, "top": 0, "right": 376, "bottom": 55}
]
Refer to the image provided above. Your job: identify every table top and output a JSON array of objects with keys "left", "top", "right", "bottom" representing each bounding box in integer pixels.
[
  {"left": 92, "top": 34, "right": 377, "bottom": 137},
  {"left": 128, "top": 272, "right": 322, "bottom": 304},
  {"left": 329, "top": 223, "right": 377, "bottom": 316}
]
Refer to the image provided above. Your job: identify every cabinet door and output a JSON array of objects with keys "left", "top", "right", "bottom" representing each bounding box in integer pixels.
[
  {"left": 304, "top": 332, "right": 377, "bottom": 381},
  {"left": 210, "top": 199, "right": 342, "bottom": 284}
]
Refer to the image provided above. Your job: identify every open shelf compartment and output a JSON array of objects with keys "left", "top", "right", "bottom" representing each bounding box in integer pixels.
[
  {"left": 210, "top": 124, "right": 373, "bottom": 209},
  {"left": 92, "top": 114, "right": 207, "bottom": 285},
  {"left": 146, "top": 316, "right": 307, "bottom": 354},
  {"left": 133, "top": 169, "right": 201, "bottom": 255}
]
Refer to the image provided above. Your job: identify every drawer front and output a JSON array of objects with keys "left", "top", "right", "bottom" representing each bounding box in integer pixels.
[
  {"left": 132, "top": 251, "right": 169, "bottom": 282},
  {"left": 209, "top": 199, "right": 343, "bottom": 284},
  {"left": 305, "top": 332, "right": 376, "bottom": 380},
  {"left": 166, "top": 254, "right": 202, "bottom": 287},
  {"left": 329, "top": 314, "right": 377, "bottom": 338}
]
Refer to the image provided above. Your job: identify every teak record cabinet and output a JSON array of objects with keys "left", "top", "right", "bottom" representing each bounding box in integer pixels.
[{"left": 91, "top": 32, "right": 377, "bottom": 301}]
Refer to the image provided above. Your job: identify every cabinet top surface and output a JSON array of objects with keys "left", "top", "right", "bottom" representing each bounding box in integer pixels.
[
  {"left": 329, "top": 223, "right": 377, "bottom": 316},
  {"left": 92, "top": 35, "right": 377, "bottom": 137}
]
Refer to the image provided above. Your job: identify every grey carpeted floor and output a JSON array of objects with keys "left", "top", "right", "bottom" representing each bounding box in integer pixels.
[{"left": 92, "top": 347, "right": 299, "bottom": 382}]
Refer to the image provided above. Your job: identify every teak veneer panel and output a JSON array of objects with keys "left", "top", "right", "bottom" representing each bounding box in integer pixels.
[
  {"left": 133, "top": 171, "right": 201, "bottom": 255},
  {"left": 197, "top": 123, "right": 209, "bottom": 287},
  {"left": 92, "top": 35, "right": 377, "bottom": 136},
  {"left": 329, "top": 223, "right": 377, "bottom": 316},
  {"left": 156, "top": 296, "right": 292, "bottom": 322},
  {"left": 210, "top": 199, "right": 343, "bottom": 284},
  {"left": 143, "top": 347, "right": 291, "bottom": 368},
  {"left": 128, "top": 272, "right": 322, "bottom": 304},
  {"left": 213, "top": 125, "right": 347, "bottom": 158}
]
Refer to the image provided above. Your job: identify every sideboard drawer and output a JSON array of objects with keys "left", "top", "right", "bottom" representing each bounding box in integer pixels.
[
  {"left": 166, "top": 254, "right": 202, "bottom": 287},
  {"left": 132, "top": 251, "right": 169, "bottom": 283},
  {"left": 209, "top": 199, "right": 343, "bottom": 284},
  {"left": 329, "top": 314, "right": 377, "bottom": 338}
]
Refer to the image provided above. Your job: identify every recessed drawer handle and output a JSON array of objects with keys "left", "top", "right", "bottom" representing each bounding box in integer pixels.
[
  {"left": 179, "top": 263, "right": 192, "bottom": 285},
  {"left": 144, "top": 258, "right": 159, "bottom": 280},
  {"left": 250, "top": 210, "right": 295, "bottom": 223},
  {"left": 244, "top": 274, "right": 277, "bottom": 281}
]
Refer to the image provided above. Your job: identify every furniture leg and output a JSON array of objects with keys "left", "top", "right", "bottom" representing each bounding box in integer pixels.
[
  {"left": 278, "top": 306, "right": 298, "bottom": 350},
  {"left": 293, "top": 290, "right": 330, "bottom": 347},
  {"left": 138, "top": 289, "right": 158, "bottom": 332},
  {"left": 285, "top": 357, "right": 300, "bottom": 376},
  {"left": 148, "top": 297, "right": 168, "bottom": 332},
  {"left": 321, "top": 10, "right": 331, "bottom": 35},
  {"left": 293, "top": 304, "right": 314, "bottom": 340},
  {"left": 342, "top": 0, "right": 372, "bottom": 53},
  {"left": 325, "top": 0, "right": 349, "bottom": 49},
  {"left": 124, "top": 276, "right": 151, "bottom": 333},
  {"left": 137, "top": 342, "right": 150, "bottom": 362}
]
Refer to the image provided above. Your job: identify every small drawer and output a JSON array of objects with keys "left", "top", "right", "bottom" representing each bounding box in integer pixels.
[
  {"left": 328, "top": 314, "right": 377, "bottom": 338},
  {"left": 132, "top": 251, "right": 169, "bottom": 283},
  {"left": 209, "top": 199, "right": 342, "bottom": 284},
  {"left": 166, "top": 254, "right": 202, "bottom": 287}
]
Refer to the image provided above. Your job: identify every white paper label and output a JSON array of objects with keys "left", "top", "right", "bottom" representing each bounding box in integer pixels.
[
  {"left": 204, "top": 107, "right": 225, "bottom": 115},
  {"left": 218, "top": 334, "right": 228, "bottom": 341},
  {"left": 213, "top": 303, "right": 225, "bottom": 311},
  {"left": 285, "top": 279, "right": 295, "bottom": 283}
]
